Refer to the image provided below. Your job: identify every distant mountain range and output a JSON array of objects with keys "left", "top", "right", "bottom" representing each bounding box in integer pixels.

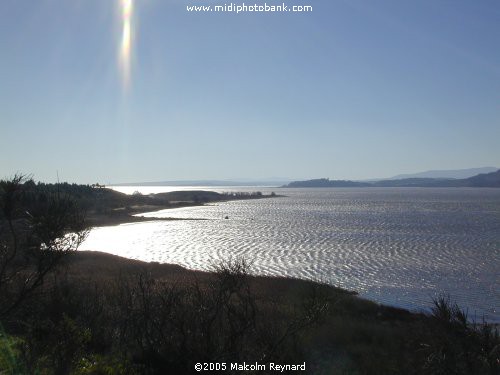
[
  {"left": 283, "top": 169, "right": 500, "bottom": 188},
  {"left": 112, "top": 168, "right": 500, "bottom": 188},
  {"left": 386, "top": 167, "right": 498, "bottom": 180}
]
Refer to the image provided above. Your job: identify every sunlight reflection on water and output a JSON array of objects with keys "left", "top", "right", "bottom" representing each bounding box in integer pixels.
[{"left": 81, "top": 187, "right": 500, "bottom": 322}]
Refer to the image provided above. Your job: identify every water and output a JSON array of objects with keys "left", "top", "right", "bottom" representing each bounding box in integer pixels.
[{"left": 81, "top": 187, "right": 500, "bottom": 322}]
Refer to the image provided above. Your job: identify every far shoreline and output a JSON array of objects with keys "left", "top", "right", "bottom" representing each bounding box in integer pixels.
[{"left": 86, "top": 190, "right": 282, "bottom": 228}]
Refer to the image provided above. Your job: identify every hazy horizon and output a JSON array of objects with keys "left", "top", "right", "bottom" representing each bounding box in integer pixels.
[
  {"left": 107, "top": 165, "right": 499, "bottom": 186},
  {"left": 4, "top": 166, "right": 498, "bottom": 186},
  {"left": 1, "top": 0, "right": 499, "bottom": 184}
]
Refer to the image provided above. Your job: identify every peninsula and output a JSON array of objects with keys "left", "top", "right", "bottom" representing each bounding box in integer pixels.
[{"left": 29, "top": 181, "right": 279, "bottom": 227}]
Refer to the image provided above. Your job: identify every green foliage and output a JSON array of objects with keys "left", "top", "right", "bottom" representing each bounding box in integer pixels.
[
  {"left": 0, "top": 326, "right": 26, "bottom": 375},
  {"left": 74, "top": 355, "right": 139, "bottom": 375}
]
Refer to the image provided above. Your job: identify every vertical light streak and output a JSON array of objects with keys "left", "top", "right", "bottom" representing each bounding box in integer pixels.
[{"left": 120, "top": 0, "right": 133, "bottom": 89}]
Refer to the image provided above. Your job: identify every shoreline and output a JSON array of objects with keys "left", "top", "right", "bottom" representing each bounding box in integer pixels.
[
  {"left": 86, "top": 212, "right": 207, "bottom": 227},
  {"left": 86, "top": 191, "right": 280, "bottom": 228},
  {"left": 70, "top": 250, "right": 415, "bottom": 319},
  {"left": 78, "top": 248, "right": 499, "bottom": 325}
]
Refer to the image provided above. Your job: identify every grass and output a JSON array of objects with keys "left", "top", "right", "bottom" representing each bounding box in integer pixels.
[{"left": 1, "top": 251, "right": 498, "bottom": 374}]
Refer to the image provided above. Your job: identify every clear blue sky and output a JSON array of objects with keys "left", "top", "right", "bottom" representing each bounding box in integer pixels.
[{"left": 1, "top": 0, "right": 499, "bottom": 183}]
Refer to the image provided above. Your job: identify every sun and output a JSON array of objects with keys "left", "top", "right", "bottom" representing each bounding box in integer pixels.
[
  {"left": 122, "top": 0, "right": 133, "bottom": 18},
  {"left": 119, "top": 0, "right": 134, "bottom": 90}
]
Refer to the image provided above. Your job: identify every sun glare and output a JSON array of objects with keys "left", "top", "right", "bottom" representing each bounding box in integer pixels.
[
  {"left": 122, "top": 0, "right": 133, "bottom": 18},
  {"left": 119, "top": 0, "right": 134, "bottom": 90}
]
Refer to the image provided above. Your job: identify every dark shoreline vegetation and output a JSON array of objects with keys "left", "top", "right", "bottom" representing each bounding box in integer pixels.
[
  {"left": 1, "top": 177, "right": 499, "bottom": 374},
  {"left": 17, "top": 181, "right": 281, "bottom": 228}
]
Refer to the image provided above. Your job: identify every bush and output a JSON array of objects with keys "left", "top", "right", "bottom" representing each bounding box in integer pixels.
[
  {"left": 419, "top": 295, "right": 500, "bottom": 375},
  {"left": 0, "top": 175, "right": 88, "bottom": 318}
]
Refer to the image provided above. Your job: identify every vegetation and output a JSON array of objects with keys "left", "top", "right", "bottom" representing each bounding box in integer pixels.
[
  {"left": 0, "top": 175, "right": 88, "bottom": 317},
  {"left": 0, "top": 177, "right": 498, "bottom": 374},
  {"left": 0, "top": 179, "right": 279, "bottom": 228}
]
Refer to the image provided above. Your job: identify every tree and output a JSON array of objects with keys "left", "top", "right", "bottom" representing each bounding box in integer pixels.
[{"left": 0, "top": 175, "right": 88, "bottom": 317}]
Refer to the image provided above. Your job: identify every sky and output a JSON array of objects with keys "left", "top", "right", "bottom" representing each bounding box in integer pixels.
[{"left": 1, "top": 0, "right": 499, "bottom": 184}]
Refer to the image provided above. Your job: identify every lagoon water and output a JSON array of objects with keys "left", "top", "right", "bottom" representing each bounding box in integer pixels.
[{"left": 81, "top": 187, "right": 500, "bottom": 322}]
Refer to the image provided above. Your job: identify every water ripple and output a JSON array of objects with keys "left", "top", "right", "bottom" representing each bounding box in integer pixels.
[{"left": 82, "top": 187, "right": 500, "bottom": 322}]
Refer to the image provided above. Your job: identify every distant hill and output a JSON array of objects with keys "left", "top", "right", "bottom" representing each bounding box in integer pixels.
[
  {"left": 283, "top": 170, "right": 500, "bottom": 188},
  {"left": 371, "top": 178, "right": 454, "bottom": 187},
  {"left": 387, "top": 167, "right": 498, "bottom": 180},
  {"left": 455, "top": 169, "right": 500, "bottom": 187}
]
